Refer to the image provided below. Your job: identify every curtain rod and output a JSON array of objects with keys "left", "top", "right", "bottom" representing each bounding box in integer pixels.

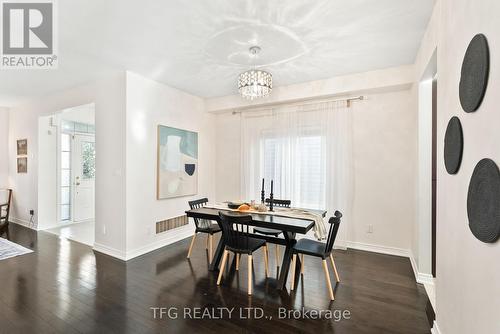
[{"left": 231, "top": 95, "right": 365, "bottom": 115}]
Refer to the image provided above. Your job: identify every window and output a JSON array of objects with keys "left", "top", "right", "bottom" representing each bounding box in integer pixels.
[
  {"left": 60, "top": 133, "right": 71, "bottom": 221},
  {"left": 261, "top": 131, "right": 324, "bottom": 209},
  {"left": 297, "top": 135, "right": 323, "bottom": 208},
  {"left": 262, "top": 137, "right": 279, "bottom": 182},
  {"left": 61, "top": 120, "right": 95, "bottom": 134},
  {"left": 242, "top": 104, "right": 352, "bottom": 225},
  {"left": 81, "top": 141, "right": 95, "bottom": 179}
]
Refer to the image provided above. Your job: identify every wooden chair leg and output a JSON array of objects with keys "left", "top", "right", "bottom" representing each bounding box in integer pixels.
[
  {"left": 263, "top": 245, "right": 269, "bottom": 277},
  {"left": 248, "top": 255, "right": 253, "bottom": 295},
  {"left": 275, "top": 244, "right": 280, "bottom": 266},
  {"left": 322, "top": 259, "right": 335, "bottom": 301},
  {"left": 290, "top": 254, "right": 297, "bottom": 290},
  {"left": 186, "top": 233, "right": 197, "bottom": 259},
  {"left": 301, "top": 254, "right": 304, "bottom": 274},
  {"left": 236, "top": 254, "right": 240, "bottom": 271},
  {"left": 206, "top": 235, "right": 209, "bottom": 249},
  {"left": 208, "top": 234, "right": 213, "bottom": 262},
  {"left": 265, "top": 243, "right": 269, "bottom": 268},
  {"left": 330, "top": 253, "right": 340, "bottom": 282},
  {"left": 217, "top": 250, "right": 229, "bottom": 285}
]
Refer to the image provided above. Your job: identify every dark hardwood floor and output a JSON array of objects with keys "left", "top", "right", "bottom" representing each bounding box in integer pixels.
[{"left": 0, "top": 224, "right": 430, "bottom": 334}]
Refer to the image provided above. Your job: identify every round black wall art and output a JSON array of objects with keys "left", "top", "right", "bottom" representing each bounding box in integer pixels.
[
  {"left": 459, "top": 34, "right": 489, "bottom": 113},
  {"left": 444, "top": 116, "right": 463, "bottom": 174},
  {"left": 467, "top": 158, "right": 500, "bottom": 243}
]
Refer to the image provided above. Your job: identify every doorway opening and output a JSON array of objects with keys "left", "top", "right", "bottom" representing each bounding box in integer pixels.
[
  {"left": 417, "top": 49, "right": 437, "bottom": 311},
  {"left": 38, "top": 103, "right": 96, "bottom": 246}
]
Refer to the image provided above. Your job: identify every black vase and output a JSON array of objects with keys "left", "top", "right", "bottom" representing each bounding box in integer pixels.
[{"left": 184, "top": 164, "right": 196, "bottom": 176}]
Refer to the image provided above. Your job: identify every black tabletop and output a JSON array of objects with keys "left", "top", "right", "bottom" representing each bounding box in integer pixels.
[{"left": 185, "top": 206, "right": 326, "bottom": 235}]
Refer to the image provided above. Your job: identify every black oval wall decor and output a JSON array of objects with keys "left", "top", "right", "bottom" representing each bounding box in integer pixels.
[
  {"left": 444, "top": 116, "right": 464, "bottom": 174},
  {"left": 467, "top": 158, "right": 500, "bottom": 243},
  {"left": 459, "top": 34, "right": 489, "bottom": 113}
]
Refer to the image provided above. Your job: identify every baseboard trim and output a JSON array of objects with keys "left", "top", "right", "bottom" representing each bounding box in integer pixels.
[
  {"left": 334, "top": 243, "right": 348, "bottom": 251},
  {"left": 417, "top": 272, "right": 435, "bottom": 285},
  {"left": 346, "top": 241, "right": 410, "bottom": 257},
  {"left": 93, "top": 242, "right": 127, "bottom": 261},
  {"left": 91, "top": 226, "right": 194, "bottom": 261},
  {"left": 409, "top": 251, "right": 419, "bottom": 280},
  {"left": 124, "top": 225, "right": 193, "bottom": 261},
  {"left": 10, "top": 217, "right": 38, "bottom": 230},
  {"left": 409, "top": 251, "right": 435, "bottom": 285},
  {"left": 347, "top": 242, "right": 435, "bottom": 285},
  {"left": 37, "top": 223, "right": 61, "bottom": 230},
  {"left": 431, "top": 320, "right": 441, "bottom": 334}
]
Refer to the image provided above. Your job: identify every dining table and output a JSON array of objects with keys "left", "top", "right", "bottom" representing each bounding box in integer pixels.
[{"left": 185, "top": 204, "right": 327, "bottom": 290}]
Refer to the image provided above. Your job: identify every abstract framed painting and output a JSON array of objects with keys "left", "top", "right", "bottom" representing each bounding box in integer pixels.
[{"left": 157, "top": 125, "right": 198, "bottom": 199}]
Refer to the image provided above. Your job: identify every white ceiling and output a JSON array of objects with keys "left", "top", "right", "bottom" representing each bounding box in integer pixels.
[{"left": 0, "top": 0, "right": 435, "bottom": 107}]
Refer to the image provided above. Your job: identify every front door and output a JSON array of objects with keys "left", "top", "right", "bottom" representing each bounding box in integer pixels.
[{"left": 72, "top": 134, "right": 95, "bottom": 222}]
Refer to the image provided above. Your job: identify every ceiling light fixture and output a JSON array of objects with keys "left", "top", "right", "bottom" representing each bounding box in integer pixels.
[{"left": 238, "top": 46, "right": 273, "bottom": 100}]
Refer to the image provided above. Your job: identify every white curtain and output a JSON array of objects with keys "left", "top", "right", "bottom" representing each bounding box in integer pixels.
[{"left": 240, "top": 101, "right": 353, "bottom": 244}]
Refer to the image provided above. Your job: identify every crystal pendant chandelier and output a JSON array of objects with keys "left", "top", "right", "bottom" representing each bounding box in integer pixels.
[{"left": 238, "top": 46, "right": 273, "bottom": 100}]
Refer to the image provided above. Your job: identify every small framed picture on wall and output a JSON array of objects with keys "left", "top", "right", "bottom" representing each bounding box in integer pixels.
[
  {"left": 17, "top": 157, "right": 27, "bottom": 173},
  {"left": 17, "top": 139, "right": 27, "bottom": 155}
]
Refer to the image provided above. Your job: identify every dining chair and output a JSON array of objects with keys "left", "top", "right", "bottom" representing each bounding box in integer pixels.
[
  {"left": 217, "top": 212, "right": 269, "bottom": 295},
  {"left": 290, "top": 211, "right": 342, "bottom": 300},
  {"left": 0, "top": 189, "right": 12, "bottom": 239},
  {"left": 187, "top": 198, "right": 221, "bottom": 262},
  {"left": 253, "top": 198, "right": 291, "bottom": 267}
]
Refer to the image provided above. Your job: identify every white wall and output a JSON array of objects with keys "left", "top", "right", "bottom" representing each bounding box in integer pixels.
[
  {"left": 349, "top": 89, "right": 416, "bottom": 251},
  {"left": 7, "top": 70, "right": 216, "bottom": 260},
  {"left": 435, "top": 0, "right": 500, "bottom": 333},
  {"left": 0, "top": 107, "right": 9, "bottom": 187},
  {"left": 207, "top": 65, "right": 414, "bottom": 113},
  {"left": 61, "top": 103, "right": 95, "bottom": 125},
  {"left": 8, "top": 72, "right": 127, "bottom": 255},
  {"left": 37, "top": 115, "right": 58, "bottom": 229},
  {"left": 215, "top": 88, "right": 416, "bottom": 252},
  {"left": 125, "top": 72, "right": 216, "bottom": 258},
  {"left": 214, "top": 113, "right": 241, "bottom": 202},
  {"left": 412, "top": 0, "right": 500, "bottom": 332}
]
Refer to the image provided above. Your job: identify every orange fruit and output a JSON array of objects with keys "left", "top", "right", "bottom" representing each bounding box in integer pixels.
[{"left": 237, "top": 204, "right": 250, "bottom": 211}]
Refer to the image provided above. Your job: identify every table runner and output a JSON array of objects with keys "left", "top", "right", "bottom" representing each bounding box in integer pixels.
[{"left": 205, "top": 203, "right": 327, "bottom": 240}]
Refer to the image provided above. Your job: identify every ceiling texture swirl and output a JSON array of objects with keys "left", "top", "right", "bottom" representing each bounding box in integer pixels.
[{"left": 0, "top": 0, "right": 435, "bottom": 106}]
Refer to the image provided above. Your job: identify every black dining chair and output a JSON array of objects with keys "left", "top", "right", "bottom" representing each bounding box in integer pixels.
[
  {"left": 290, "top": 211, "right": 342, "bottom": 300},
  {"left": 253, "top": 198, "right": 291, "bottom": 267},
  {"left": 217, "top": 212, "right": 269, "bottom": 295},
  {"left": 0, "top": 189, "right": 12, "bottom": 239},
  {"left": 187, "top": 198, "right": 221, "bottom": 262}
]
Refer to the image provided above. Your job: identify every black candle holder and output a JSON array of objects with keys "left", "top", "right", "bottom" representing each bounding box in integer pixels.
[
  {"left": 261, "top": 189, "right": 265, "bottom": 204},
  {"left": 269, "top": 192, "right": 274, "bottom": 212}
]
